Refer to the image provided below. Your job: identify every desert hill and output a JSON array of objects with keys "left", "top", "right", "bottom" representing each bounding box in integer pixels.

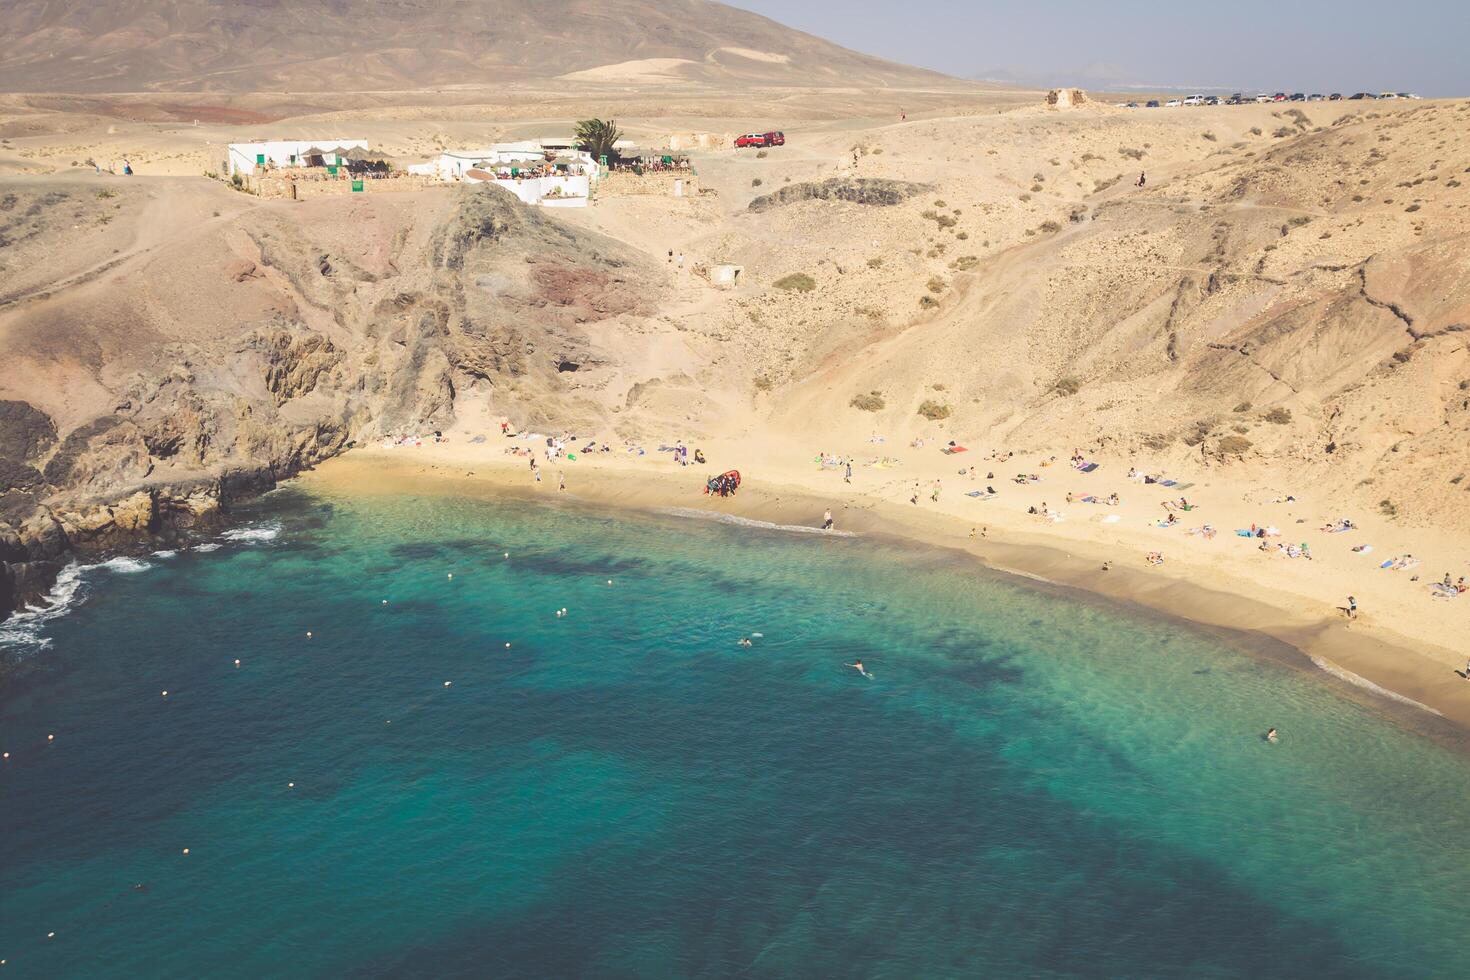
[{"left": 0, "top": 0, "right": 945, "bottom": 93}]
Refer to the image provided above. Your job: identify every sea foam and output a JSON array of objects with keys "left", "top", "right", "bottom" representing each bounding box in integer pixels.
[
  {"left": 0, "top": 562, "right": 89, "bottom": 651},
  {"left": 220, "top": 521, "right": 283, "bottom": 543}
]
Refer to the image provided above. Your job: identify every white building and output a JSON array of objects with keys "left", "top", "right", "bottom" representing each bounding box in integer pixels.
[
  {"left": 407, "top": 142, "right": 601, "bottom": 208},
  {"left": 227, "top": 139, "right": 371, "bottom": 176}
]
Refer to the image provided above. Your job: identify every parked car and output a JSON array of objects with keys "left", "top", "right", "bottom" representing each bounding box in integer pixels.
[
  {"left": 1377, "top": 92, "right": 1398, "bottom": 100},
  {"left": 1164, "top": 98, "right": 1182, "bottom": 107},
  {"left": 1328, "top": 93, "right": 1342, "bottom": 100},
  {"left": 1398, "top": 92, "right": 1421, "bottom": 100},
  {"left": 1227, "top": 92, "right": 1245, "bottom": 105},
  {"left": 1145, "top": 100, "right": 1160, "bottom": 108},
  {"left": 1204, "top": 96, "right": 1221, "bottom": 106},
  {"left": 1255, "top": 94, "right": 1274, "bottom": 103},
  {"left": 1125, "top": 102, "right": 1140, "bottom": 108},
  {"left": 762, "top": 131, "right": 785, "bottom": 146},
  {"left": 1348, "top": 92, "right": 1372, "bottom": 100},
  {"left": 1307, "top": 94, "right": 1324, "bottom": 101},
  {"left": 734, "top": 133, "right": 768, "bottom": 148},
  {"left": 1288, "top": 93, "right": 1306, "bottom": 101},
  {"left": 1272, "top": 92, "right": 1287, "bottom": 102},
  {"left": 1183, "top": 95, "right": 1205, "bottom": 106}
]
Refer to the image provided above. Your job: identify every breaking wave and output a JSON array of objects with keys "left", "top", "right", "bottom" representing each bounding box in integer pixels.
[
  {"left": 220, "top": 521, "right": 282, "bottom": 543},
  {"left": 0, "top": 563, "right": 90, "bottom": 652}
]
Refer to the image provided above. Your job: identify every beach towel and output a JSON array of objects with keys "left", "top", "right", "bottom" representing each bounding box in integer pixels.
[
  {"left": 1353, "top": 545, "right": 1374, "bottom": 554},
  {"left": 965, "top": 491, "right": 997, "bottom": 499},
  {"left": 1078, "top": 462, "right": 1099, "bottom": 473},
  {"left": 943, "top": 446, "right": 969, "bottom": 455},
  {"left": 1235, "top": 530, "right": 1254, "bottom": 537}
]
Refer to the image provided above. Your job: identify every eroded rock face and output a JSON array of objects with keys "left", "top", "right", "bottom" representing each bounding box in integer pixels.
[
  {"left": 747, "top": 178, "right": 931, "bottom": 212},
  {"left": 1, "top": 185, "right": 657, "bottom": 620},
  {"left": 0, "top": 400, "right": 57, "bottom": 461}
]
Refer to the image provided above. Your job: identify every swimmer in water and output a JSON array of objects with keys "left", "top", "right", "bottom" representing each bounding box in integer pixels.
[
  {"left": 845, "top": 661, "right": 870, "bottom": 677},
  {"left": 1266, "top": 727, "right": 1279, "bottom": 742}
]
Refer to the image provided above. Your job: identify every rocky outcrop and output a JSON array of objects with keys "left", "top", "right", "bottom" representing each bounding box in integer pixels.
[
  {"left": 748, "top": 178, "right": 931, "bottom": 212},
  {"left": 0, "top": 184, "right": 658, "bottom": 621}
]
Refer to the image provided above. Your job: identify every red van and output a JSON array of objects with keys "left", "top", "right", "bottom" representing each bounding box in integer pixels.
[
  {"left": 734, "top": 133, "right": 767, "bottom": 148},
  {"left": 762, "top": 131, "right": 786, "bottom": 146}
]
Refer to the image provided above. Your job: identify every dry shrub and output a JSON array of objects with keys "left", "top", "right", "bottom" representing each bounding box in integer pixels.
[
  {"left": 917, "top": 399, "right": 951, "bottom": 420},
  {"left": 1216, "top": 435, "right": 1252, "bottom": 456},
  {"left": 850, "top": 391, "right": 885, "bottom": 411},
  {"left": 774, "top": 273, "right": 815, "bottom": 292}
]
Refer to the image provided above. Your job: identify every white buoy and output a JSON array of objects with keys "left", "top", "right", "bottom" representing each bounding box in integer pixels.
[
  {"left": 47, "top": 734, "right": 54, "bottom": 742},
  {"left": 288, "top": 782, "right": 295, "bottom": 789},
  {"left": 234, "top": 659, "right": 241, "bottom": 667},
  {"left": 447, "top": 573, "right": 453, "bottom": 580},
  {"left": 443, "top": 681, "right": 452, "bottom": 687},
  {"left": 504, "top": 642, "right": 511, "bottom": 649},
  {"left": 161, "top": 690, "right": 168, "bottom": 698},
  {"left": 382, "top": 599, "right": 388, "bottom": 605},
  {"left": 182, "top": 848, "right": 190, "bottom": 855},
  {"left": 504, "top": 552, "right": 509, "bottom": 558},
  {"left": 47, "top": 932, "right": 55, "bottom": 939},
  {"left": 607, "top": 579, "right": 613, "bottom": 586},
  {"left": 2, "top": 752, "right": 8, "bottom": 759},
  {"left": 306, "top": 631, "right": 313, "bottom": 639}
]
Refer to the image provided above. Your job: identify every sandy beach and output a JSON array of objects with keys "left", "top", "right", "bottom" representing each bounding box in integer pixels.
[{"left": 300, "top": 419, "right": 1470, "bottom": 733}]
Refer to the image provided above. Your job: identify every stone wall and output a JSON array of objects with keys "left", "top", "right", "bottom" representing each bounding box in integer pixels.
[
  {"left": 251, "top": 172, "right": 443, "bottom": 200},
  {"left": 597, "top": 172, "right": 699, "bottom": 198}
]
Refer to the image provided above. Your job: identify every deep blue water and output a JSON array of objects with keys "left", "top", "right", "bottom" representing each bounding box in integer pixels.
[{"left": 2, "top": 486, "right": 1468, "bottom": 978}]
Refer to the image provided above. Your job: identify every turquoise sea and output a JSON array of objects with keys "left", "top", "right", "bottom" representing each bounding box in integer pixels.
[{"left": 2, "top": 485, "right": 1468, "bottom": 978}]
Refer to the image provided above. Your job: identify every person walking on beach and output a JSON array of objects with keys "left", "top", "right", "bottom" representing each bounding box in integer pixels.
[
  {"left": 1346, "top": 595, "right": 1357, "bottom": 620},
  {"left": 844, "top": 460, "right": 852, "bottom": 484},
  {"left": 558, "top": 472, "right": 566, "bottom": 492},
  {"left": 822, "top": 509, "right": 834, "bottom": 531}
]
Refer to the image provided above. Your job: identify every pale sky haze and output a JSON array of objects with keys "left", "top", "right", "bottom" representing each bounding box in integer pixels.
[{"left": 730, "top": 0, "right": 1468, "bottom": 96}]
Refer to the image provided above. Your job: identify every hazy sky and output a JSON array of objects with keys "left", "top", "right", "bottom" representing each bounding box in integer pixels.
[{"left": 728, "top": 0, "right": 1468, "bottom": 96}]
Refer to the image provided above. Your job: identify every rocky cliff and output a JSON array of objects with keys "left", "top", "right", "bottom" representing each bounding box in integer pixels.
[{"left": 0, "top": 180, "right": 660, "bottom": 617}]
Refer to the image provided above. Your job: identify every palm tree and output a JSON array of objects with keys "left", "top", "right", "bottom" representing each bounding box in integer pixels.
[{"left": 575, "top": 118, "right": 623, "bottom": 162}]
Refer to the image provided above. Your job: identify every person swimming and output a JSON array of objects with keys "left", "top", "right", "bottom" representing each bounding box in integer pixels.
[
  {"left": 845, "top": 661, "right": 871, "bottom": 678},
  {"left": 1266, "top": 727, "right": 1279, "bottom": 742}
]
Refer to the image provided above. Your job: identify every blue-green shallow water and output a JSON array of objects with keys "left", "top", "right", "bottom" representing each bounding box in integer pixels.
[{"left": 2, "top": 488, "right": 1468, "bottom": 979}]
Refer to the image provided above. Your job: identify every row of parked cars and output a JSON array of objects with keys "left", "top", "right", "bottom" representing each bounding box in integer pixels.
[
  {"left": 1121, "top": 91, "right": 1421, "bottom": 109},
  {"left": 734, "top": 131, "right": 786, "bottom": 148}
]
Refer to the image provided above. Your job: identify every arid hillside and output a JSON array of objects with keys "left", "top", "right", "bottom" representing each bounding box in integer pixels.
[
  {"left": 0, "top": 0, "right": 943, "bottom": 93},
  {"left": 3, "top": 89, "right": 1469, "bottom": 617}
]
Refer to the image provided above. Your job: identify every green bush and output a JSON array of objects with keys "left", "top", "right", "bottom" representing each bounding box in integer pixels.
[
  {"left": 1054, "top": 376, "right": 1082, "bottom": 397},
  {"left": 850, "top": 391, "right": 885, "bottom": 411}
]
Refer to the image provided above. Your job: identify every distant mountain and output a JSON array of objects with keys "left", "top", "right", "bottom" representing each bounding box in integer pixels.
[{"left": 0, "top": 0, "right": 947, "bottom": 93}]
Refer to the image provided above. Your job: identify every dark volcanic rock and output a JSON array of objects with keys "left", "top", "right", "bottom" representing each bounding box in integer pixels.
[
  {"left": 747, "top": 178, "right": 932, "bottom": 213},
  {"left": 0, "top": 399, "right": 57, "bottom": 461}
]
